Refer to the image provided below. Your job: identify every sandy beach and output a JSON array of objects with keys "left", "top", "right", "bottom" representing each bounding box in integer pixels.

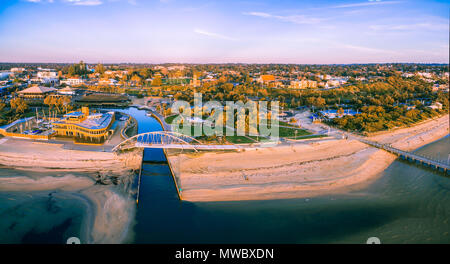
[
  {"left": 0, "top": 138, "right": 142, "bottom": 173},
  {"left": 169, "top": 114, "right": 449, "bottom": 202}
]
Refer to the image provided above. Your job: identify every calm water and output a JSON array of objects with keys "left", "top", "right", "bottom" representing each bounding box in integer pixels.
[
  {"left": 0, "top": 190, "right": 88, "bottom": 244},
  {"left": 0, "top": 107, "right": 448, "bottom": 244}
]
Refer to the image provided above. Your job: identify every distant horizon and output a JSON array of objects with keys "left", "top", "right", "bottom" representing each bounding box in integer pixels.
[{"left": 0, "top": 61, "right": 448, "bottom": 66}]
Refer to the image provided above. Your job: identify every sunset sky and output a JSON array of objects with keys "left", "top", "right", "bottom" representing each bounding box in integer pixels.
[{"left": 0, "top": 0, "right": 448, "bottom": 63}]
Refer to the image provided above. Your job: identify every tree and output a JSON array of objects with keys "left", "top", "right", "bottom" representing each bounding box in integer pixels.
[
  {"left": 152, "top": 76, "right": 162, "bottom": 86},
  {"left": 44, "top": 96, "right": 53, "bottom": 109},
  {"left": 10, "top": 97, "right": 28, "bottom": 114},
  {"left": 95, "top": 63, "right": 105, "bottom": 74},
  {"left": 131, "top": 74, "right": 142, "bottom": 86},
  {"left": 306, "top": 97, "right": 316, "bottom": 107},
  {"left": 314, "top": 97, "right": 326, "bottom": 108},
  {"left": 60, "top": 96, "right": 72, "bottom": 113}
]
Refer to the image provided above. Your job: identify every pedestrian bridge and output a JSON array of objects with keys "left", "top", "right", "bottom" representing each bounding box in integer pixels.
[
  {"left": 113, "top": 131, "right": 241, "bottom": 152},
  {"left": 359, "top": 138, "right": 449, "bottom": 174}
]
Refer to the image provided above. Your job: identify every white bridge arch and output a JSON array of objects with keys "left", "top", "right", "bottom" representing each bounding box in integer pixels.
[
  {"left": 113, "top": 131, "right": 242, "bottom": 152},
  {"left": 113, "top": 131, "right": 205, "bottom": 152}
]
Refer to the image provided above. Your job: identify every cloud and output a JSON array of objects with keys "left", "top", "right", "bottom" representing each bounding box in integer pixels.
[
  {"left": 65, "top": 0, "right": 103, "bottom": 5},
  {"left": 25, "top": 0, "right": 54, "bottom": 3},
  {"left": 332, "top": 0, "right": 402, "bottom": 8},
  {"left": 194, "top": 29, "right": 237, "bottom": 41},
  {"left": 370, "top": 23, "right": 449, "bottom": 31},
  {"left": 243, "top": 11, "right": 322, "bottom": 24},
  {"left": 342, "top": 44, "right": 398, "bottom": 54},
  {"left": 26, "top": 0, "right": 140, "bottom": 6}
]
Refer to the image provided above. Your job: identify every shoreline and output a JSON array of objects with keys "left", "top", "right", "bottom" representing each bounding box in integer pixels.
[{"left": 168, "top": 114, "right": 449, "bottom": 202}]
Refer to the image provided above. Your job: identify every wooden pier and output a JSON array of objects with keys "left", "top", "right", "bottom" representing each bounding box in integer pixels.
[{"left": 359, "top": 139, "right": 449, "bottom": 174}]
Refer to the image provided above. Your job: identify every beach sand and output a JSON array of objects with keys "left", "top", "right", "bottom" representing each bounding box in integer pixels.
[
  {"left": 169, "top": 114, "right": 449, "bottom": 202},
  {"left": 0, "top": 138, "right": 142, "bottom": 173}
]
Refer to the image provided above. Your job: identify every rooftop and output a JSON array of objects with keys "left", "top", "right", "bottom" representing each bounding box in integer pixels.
[
  {"left": 18, "top": 86, "right": 57, "bottom": 94},
  {"left": 54, "top": 112, "right": 114, "bottom": 130},
  {"left": 64, "top": 111, "right": 84, "bottom": 118},
  {"left": 0, "top": 117, "right": 35, "bottom": 131}
]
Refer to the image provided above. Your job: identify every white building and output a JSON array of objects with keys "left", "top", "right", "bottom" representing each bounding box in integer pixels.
[
  {"left": 57, "top": 87, "right": 77, "bottom": 96},
  {"left": 11, "top": 68, "right": 26, "bottom": 73},
  {"left": 416, "top": 72, "right": 433, "bottom": 79},
  {"left": 98, "top": 78, "right": 118, "bottom": 86},
  {"left": 428, "top": 102, "right": 443, "bottom": 110},
  {"left": 40, "top": 77, "right": 59, "bottom": 85},
  {"left": 402, "top": 73, "right": 414, "bottom": 78},
  {"left": 37, "top": 71, "right": 58, "bottom": 79},
  {"left": 61, "top": 78, "right": 85, "bottom": 86},
  {"left": 0, "top": 72, "right": 12, "bottom": 80}
]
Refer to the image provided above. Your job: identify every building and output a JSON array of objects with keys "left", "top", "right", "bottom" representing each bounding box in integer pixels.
[
  {"left": 11, "top": 68, "right": 26, "bottom": 73},
  {"left": 290, "top": 79, "right": 317, "bottom": 89},
  {"left": 61, "top": 78, "right": 86, "bottom": 86},
  {"left": 98, "top": 78, "right": 118, "bottom": 86},
  {"left": 75, "top": 93, "right": 131, "bottom": 107},
  {"left": 37, "top": 71, "right": 58, "bottom": 79},
  {"left": 52, "top": 107, "right": 115, "bottom": 144},
  {"left": 0, "top": 72, "right": 12, "bottom": 80},
  {"left": 167, "top": 65, "right": 186, "bottom": 71},
  {"left": 257, "top": 75, "right": 276, "bottom": 84},
  {"left": 416, "top": 72, "right": 433, "bottom": 79},
  {"left": 428, "top": 102, "right": 443, "bottom": 110},
  {"left": 17, "top": 85, "right": 57, "bottom": 99},
  {"left": 57, "top": 87, "right": 78, "bottom": 96}
]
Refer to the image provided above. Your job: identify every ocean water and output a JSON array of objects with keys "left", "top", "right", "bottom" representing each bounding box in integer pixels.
[{"left": 0, "top": 190, "right": 88, "bottom": 244}]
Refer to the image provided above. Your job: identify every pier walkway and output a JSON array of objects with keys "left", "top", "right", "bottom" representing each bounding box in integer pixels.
[{"left": 359, "top": 138, "right": 449, "bottom": 174}]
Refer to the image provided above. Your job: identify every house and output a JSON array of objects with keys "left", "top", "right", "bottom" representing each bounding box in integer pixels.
[
  {"left": 11, "top": 68, "right": 26, "bottom": 73},
  {"left": 290, "top": 79, "right": 317, "bottom": 89},
  {"left": 257, "top": 75, "right": 276, "bottom": 84},
  {"left": 37, "top": 71, "right": 58, "bottom": 79},
  {"left": 428, "top": 102, "right": 443, "bottom": 110}
]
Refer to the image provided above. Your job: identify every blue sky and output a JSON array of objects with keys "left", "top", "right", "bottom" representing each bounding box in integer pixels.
[{"left": 0, "top": 0, "right": 448, "bottom": 63}]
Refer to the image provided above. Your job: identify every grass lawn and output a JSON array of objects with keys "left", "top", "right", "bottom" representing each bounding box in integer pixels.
[
  {"left": 165, "top": 114, "right": 179, "bottom": 124},
  {"left": 278, "top": 120, "right": 300, "bottom": 128},
  {"left": 277, "top": 126, "right": 311, "bottom": 138},
  {"left": 225, "top": 135, "right": 259, "bottom": 144}
]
